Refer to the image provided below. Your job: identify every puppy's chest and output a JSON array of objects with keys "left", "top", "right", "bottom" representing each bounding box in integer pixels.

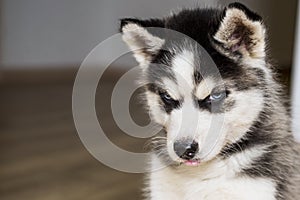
[
  {"left": 182, "top": 177, "right": 275, "bottom": 200},
  {"left": 150, "top": 168, "right": 277, "bottom": 200}
]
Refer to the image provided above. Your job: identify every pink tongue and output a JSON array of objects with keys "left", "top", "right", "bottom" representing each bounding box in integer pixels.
[{"left": 184, "top": 160, "right": 200, "bottom": 166}]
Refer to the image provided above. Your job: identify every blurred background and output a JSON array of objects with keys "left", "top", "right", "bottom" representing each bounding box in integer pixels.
[{"left": 0, "top": 0, "right": 299, "bottom": 199}]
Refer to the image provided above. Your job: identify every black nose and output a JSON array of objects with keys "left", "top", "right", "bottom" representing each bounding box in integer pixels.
[{"left": 173, "top": 140, "right": 199, "bottom": 160}]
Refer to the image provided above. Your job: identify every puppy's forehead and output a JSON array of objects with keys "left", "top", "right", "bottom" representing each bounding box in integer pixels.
[
  {"left": 172, "top": 50, "right": 195, "bottom": 95},
  {"left": 147, "top": 45, "right": 224, "bottom": 93}
]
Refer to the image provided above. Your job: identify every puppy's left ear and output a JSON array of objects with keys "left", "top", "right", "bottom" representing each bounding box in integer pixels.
[
  {"left": 213, "top": 2, "right": 266, "bottom": 60},
  {"left": 120, "top": 18, "right": 165, "bottom": 67}
]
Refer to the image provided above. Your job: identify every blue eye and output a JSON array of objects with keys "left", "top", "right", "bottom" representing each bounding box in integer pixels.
[
  {"left": 209, "top": 92, "right": 226, "bottom": 101},
  {"left": 161, "top": 93, "right": 172, "bottom": 101},
  {"left": 159, "top": 91, "right": 173, "bottom": 103}
]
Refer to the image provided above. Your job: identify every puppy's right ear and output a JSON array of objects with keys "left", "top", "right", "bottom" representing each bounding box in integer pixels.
[{"left": 120, "top": 18, "right": 165, "bottom": 66}]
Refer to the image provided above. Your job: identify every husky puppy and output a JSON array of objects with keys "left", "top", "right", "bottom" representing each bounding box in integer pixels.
[{"left": 120, "top": 3, "right": 300, "bottom": 200}]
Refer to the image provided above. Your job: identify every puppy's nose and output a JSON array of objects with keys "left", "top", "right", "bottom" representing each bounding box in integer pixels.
[{"left": 173, "top": 140, "right": 199, "bottom": 160}]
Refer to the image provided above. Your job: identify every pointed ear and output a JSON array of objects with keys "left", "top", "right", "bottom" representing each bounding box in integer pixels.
[
  {"left": 213, "top": 3, "right": 266, "bottom": 60},
  {"left": 120, "top": 18, "right": 165, "bottom": 66}
]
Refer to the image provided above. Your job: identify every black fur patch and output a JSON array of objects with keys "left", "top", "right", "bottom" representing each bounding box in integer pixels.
[{"left": 119, "top": 18, "right": 165, "bottom": 33}]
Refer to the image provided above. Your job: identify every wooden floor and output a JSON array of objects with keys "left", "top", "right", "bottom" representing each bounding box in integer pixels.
[{"left": 0, "top": 70, "right": 148, "bottom": 200}]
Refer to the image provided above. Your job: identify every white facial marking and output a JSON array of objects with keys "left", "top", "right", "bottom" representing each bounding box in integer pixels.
[
  {"left": 225, "top": 89, "right": 264, "bottom": 141},
  {"left": 172, "top": 50, "right": 195, "bottom": 97}
]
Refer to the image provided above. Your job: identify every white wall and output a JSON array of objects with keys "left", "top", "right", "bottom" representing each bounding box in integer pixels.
[
  {"left": 0, "top": 0, "right": 297, "bottom": 69},
  {"left": 0, "top": 0, "right": 213, "bottom": 69},
  {"left": 292, "top": 1, "right": 300, "bottom": 141}
]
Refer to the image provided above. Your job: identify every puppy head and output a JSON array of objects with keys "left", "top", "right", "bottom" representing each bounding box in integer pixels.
[{"left": 120, "top": 3, "right": 268, "bottom": 166}]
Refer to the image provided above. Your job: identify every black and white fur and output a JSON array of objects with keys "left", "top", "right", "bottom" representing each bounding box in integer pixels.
[{"left": 120, "top": 3, "right": 300, "bottom": 200}]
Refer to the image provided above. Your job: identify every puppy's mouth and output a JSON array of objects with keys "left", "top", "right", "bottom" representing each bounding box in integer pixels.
[{"left": 181, "top": 159, "right": 201, "bottom": 167}]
